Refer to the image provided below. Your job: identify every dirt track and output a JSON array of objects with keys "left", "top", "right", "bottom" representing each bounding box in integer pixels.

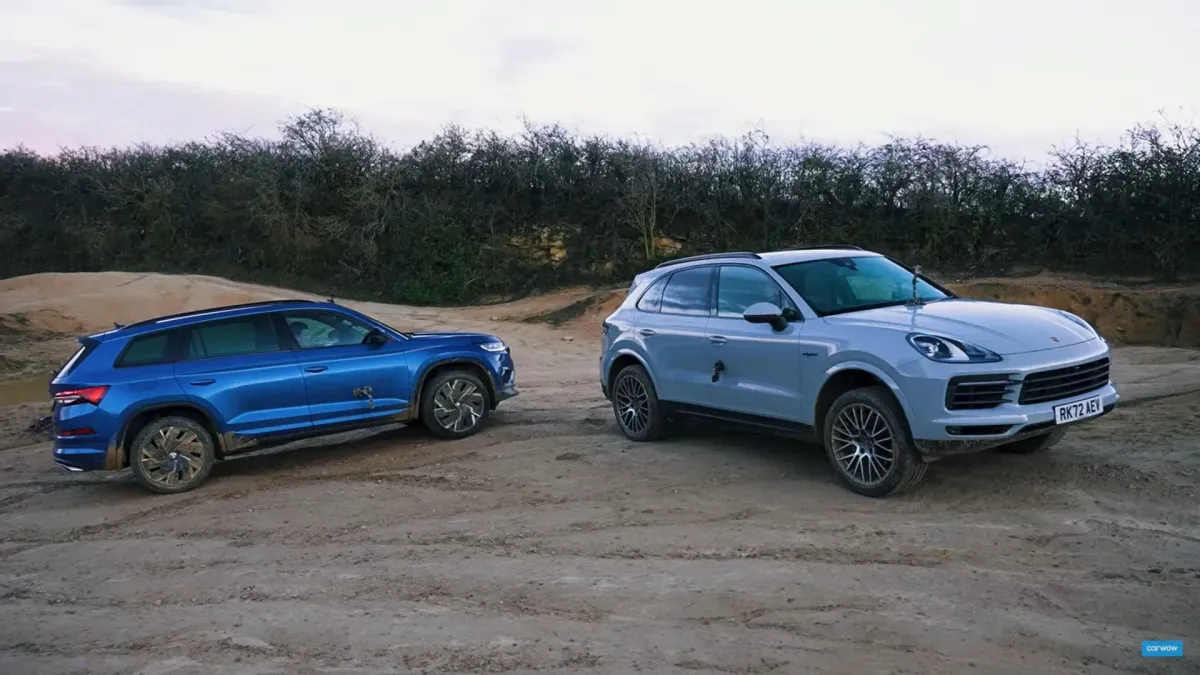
[{"left": 1, "top": 273, "right": 1198, "bottom": 675}]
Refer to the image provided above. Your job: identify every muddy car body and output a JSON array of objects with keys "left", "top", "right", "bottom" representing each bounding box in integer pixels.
[{"left": 50, "top": 299, "right": 518, "bottom": 493}]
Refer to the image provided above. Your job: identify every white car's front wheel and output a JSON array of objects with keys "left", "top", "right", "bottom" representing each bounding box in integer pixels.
[{"left": 822, "top": 386, "right": 928, "bottom": 498}]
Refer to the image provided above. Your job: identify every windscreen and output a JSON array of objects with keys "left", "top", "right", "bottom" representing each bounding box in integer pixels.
[{"left": 773, "top": 256, "right": 949, "bottom": 316}]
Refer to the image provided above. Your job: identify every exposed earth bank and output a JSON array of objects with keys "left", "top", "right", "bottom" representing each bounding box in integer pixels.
[{"left": 0, "top": 272, "right": 1197, "bottom": 675}]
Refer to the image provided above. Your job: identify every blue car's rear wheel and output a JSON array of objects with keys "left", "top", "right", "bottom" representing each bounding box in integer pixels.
[
  {"left": 129, "top": 416, "right": 216, "bottom": 494},
  {"left": 822, "top": 386, "right": 927, "bottom": 497},
  {"left": 420, "top": 369, "right": 492, "bottom": 439},
  {"left": 611, "top": 364, "right": 665, "bottom": 441}
]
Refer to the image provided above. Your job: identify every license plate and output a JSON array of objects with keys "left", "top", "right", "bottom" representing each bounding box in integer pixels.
[{"left": 1053, "top": 395, "right": 1103, "bottom": 425}]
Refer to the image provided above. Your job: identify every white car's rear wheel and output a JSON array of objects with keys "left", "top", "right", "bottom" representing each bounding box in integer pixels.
[{"left": 611, "top": 364, "right": 666, "bottom": 441}]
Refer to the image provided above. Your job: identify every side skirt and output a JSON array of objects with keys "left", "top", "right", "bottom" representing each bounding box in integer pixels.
[
  {"left": 660, "top": 401, "right": 819, "bottom": 443},
  {"left": 220, "top": 407, "right": 417, "bottom": 457}
]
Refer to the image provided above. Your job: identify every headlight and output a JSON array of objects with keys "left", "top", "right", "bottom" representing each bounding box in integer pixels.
[
  {"left": 1057, "top": 310, "right": 1101, "bottom": 339},
  {"left": 906, "top": 333, "right": 1001, "bottom": 363},
  {"left": 479, "top": 341, "right": 507, "bottom": 352}
]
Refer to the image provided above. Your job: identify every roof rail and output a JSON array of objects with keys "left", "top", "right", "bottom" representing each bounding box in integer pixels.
[
  {"left": 789, "top": 244, "right": 864, "bottom": 251},
  {"left": 123, "top": 299, "right": 314, "bottom": 329},
  {"left": 653, "top": 252, "right": 762, "bottom": 269}
]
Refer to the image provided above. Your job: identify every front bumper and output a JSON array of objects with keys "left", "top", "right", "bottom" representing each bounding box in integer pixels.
[
  {"left": 495, "top": 354, "right": 518, "bottom": 405},
  {"left": 896, "top": 338, "right": 1120, "bottom": 459},
  {"left": 497, "top": 382, "right": 518, "bottom": 403}
]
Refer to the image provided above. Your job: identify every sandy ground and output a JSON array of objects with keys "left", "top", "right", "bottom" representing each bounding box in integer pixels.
[{"left": 0, "top": 273, "right": 1198, "bottom": 675}]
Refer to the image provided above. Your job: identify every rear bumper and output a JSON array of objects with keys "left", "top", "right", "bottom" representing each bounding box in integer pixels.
[
  {"left": 52, "top": 400, "right": 122, "bottom": 471},
  {"left": 52, "top": 442, "right": 110, "bottom": 471}
]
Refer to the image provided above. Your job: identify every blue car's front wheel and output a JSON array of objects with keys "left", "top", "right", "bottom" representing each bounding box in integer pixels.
[
  {"left": 822, "top": 386, "right": 927, "bottom": 498},
  {"left": 420, "top": 369, "right": 492, "bottom": 439}
]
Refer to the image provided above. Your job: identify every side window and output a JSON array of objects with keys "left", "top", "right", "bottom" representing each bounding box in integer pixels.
[
  {"left": 281, "top": 310, "right": 374, "bottom": 349},
  {"left": 660, "top": 266, "right": 713, "bottom": 316},
  {"left": 716, "top": 266, "right": 788, "bottom": 318},
  {"left": 635, "top": 275, "right": 668, "bottom": 312},
  {"left": 117, "top": 330, "right": 177, "bottom": 367},
  {"left": 186, "top": 314, "right": 281, "bottom": 360}
]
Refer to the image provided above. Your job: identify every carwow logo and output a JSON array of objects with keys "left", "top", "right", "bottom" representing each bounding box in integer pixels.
[{"left": 1141, "top": 640, "right": 1183, "bottom": 657}]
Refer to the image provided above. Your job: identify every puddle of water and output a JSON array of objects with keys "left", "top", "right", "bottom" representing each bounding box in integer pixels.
[{"left": 0, "top": 374, "right": 52, "bottom": 406}]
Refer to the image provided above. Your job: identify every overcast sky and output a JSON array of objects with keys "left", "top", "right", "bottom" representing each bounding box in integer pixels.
[{"left": 1, "top": 0, "right": 1197, "bottom": 160}]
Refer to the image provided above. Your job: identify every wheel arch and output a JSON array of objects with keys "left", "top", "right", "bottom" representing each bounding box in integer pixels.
[
  {"left": 413, "top": 357, "right": 498, "bottom": 415},
  {"left": 605, "top": 348, "right": 657, "bottom": 396},
  {"left": 112, "top": 402, "right": 224, "bottom": 469},
  {"left": 814, "top": 362, "right": 914, "bottom": 438}
]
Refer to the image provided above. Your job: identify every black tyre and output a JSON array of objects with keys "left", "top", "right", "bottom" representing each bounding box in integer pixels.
[
  {"left": 822, "top": 386, "right": 927, "bottom": 498},
  {"left": 997, "top": 428, "right": 1066, "bottom": 454},
  {"left": 420, "top": 369, "right": 492, "bottom": 439},
  {"left": 129, "top": 416, "right": 216, "bottom": 494},
  {"left": 611, "top": 364, "right": 667, "bottom": 442}
]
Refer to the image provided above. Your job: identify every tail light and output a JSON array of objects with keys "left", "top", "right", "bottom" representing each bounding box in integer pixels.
[{"left": 53, "top": 386, "right": 109, "bottom": 406}]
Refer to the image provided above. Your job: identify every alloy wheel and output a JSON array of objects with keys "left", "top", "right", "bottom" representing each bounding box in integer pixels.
[
  {"left": 830, "top": 403, "right": 896, "bottom": 486},
  {"left": 137, "top": 426, "right": 206, "bottom": 488},
  {"left": 433, "top": 378, "right": 487, "bottom": 433},
  {"left": 614, "top": 374, "right": 650, "bottom": 435}
]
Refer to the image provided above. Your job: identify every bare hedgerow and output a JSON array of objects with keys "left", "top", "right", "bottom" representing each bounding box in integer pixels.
[{"left": 0, "top": 109, "right": 1197, "bottom": 304}]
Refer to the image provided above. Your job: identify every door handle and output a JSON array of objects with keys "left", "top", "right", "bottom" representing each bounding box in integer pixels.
[
  {"left": 637, "top": 328, "right": 656, "bottom": 337},
  {"left": 709, "top": 335, "right": 728, "bottom": 345},
  {"left": 304, "top": 366, "right": 328, "bottom": 373},
  {"left": 189, "top": 378, "right": 215, "bottom": 386}
]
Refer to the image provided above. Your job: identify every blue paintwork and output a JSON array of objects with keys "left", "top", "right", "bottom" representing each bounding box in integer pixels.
[
  {"left": 50, "top": 300, "right": 517, "bottom": 473},
  {"left": 601, "top": 248, "right": 1119, "bottom": 453}
]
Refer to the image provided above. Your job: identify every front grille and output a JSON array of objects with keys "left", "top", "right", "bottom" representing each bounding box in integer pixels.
[
  {"left": 1018, "top": 357, "right": 1110, "bottom": 405},
  {"left": 946, "top": 374, "right": 1017, "bottom": 410}
]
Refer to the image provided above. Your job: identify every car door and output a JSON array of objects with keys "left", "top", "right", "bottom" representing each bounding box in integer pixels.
[
  {"left": 706, "top": 264, "right": 806, "bottom": 422},
  {"left": 277, "top": 308, "right": 412, "bottom": 428},
  {"left": 173, "top": 313, "right": 313, "bottom": 438},
  {"left": 636, "top": 265, "right": 715, "bottom": 406}
]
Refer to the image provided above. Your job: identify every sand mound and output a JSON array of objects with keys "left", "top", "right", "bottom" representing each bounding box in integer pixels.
[
  {"left": 951, "top": 275, "right": 1200, "bottom": 348},
  {"left": 0, "top": 272, "right": 322, "bottom": 334}
]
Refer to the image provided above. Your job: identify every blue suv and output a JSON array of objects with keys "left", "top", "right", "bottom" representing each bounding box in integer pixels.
[
  {"left": 600, "top": 247, "right": 1118, "bottom": 497},
  {"left": 50, "top": 299, "right": 518, "bottom": 493}
]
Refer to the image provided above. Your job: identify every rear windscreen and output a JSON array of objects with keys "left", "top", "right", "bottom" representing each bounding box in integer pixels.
[{"left": 52, "top": 341, "right": 98, "bottom": 382}]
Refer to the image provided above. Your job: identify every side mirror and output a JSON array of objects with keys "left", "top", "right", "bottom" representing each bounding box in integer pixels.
[
  {"left": 364, "top": 328, "right": 389, "bottom": 346},
  {"left": 743, "top": 302, "right": 789, "bottom": 331}
]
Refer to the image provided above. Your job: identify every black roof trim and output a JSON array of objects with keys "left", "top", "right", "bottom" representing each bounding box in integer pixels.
[
  {"left": 786, "top": 244, "right": 864, "bottom": 251},
  {"left": 653, "top": 252, "right": 762, "bottom": 269}
]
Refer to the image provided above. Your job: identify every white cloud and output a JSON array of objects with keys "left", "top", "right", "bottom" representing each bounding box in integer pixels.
[{"left": 1, "top": 0, "right": 1198, "bottom": 158}]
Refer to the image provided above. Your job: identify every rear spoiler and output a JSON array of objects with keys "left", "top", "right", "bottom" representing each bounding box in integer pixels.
[{"left": 629, "top": 270, "right": 660, "bottom": 294}]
